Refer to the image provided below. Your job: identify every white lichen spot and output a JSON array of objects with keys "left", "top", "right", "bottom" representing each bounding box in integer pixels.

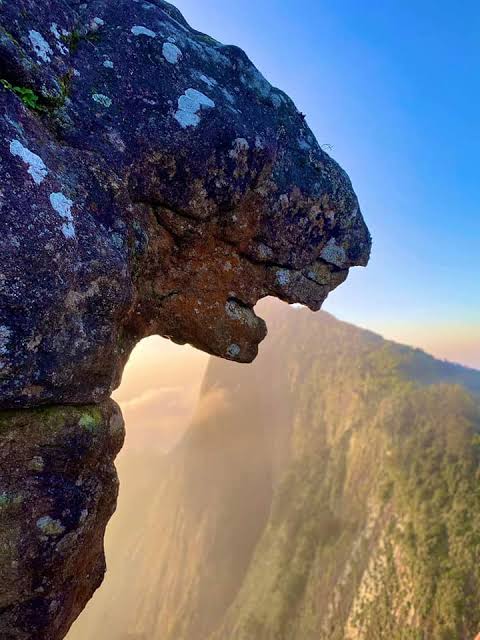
[
  {"left": 174, "top": 88, "right": 215, "bottom": 128},
  {"left": 28, "top": 30, "right": 53, "bottom": 63},
  {"left": 93, "top": 17, "right": 105, "bottom": 26},
  {"left": 0, "top": 325, "right": 11, "bottom": 356},
  {"left": 92, "top": 93, "right": 112, "bottom": 108},
  {"left": 276, "top": 269, "right": 291, "bottom": 287},
  {"left": 36, "top": 515, "right": 65, "bottom": 537},
  {"left": 111, "top": 232, "right": 124, "bottom": 249},
  {"left": 9, "top": 140, "right": 48, "bottom": 185},
  {"left": 255, "top": 242, "right": 273, "bottom": 261},
  {"left": 225, "top": 300, "right": 241, "bottom": 320},
  {"left": 49, "top": 23, "right": 68, "bottom": 53},
  {"left": 227, "top": 343, "right": 241, "bottom": 358},
  {"left": 73, "top": 69, "right": 81, "bottom": 77},
  {"left": 50, "top": 23, "right": 61, "bottom": 39},
  {"left": 49, "top": 192, "right": 75, "bottom": 239},
  {"left": 131, "top": 25, "right": 156, "bottom": 38},
  {"left": 103, "top": 59, "right": 114, "bottom": 68},
  {"left": 162, "top": 42, "right": 182, "bottom": 64},
  {"left": 199, "top": 74, "right": 217, "bottom": 88},
  {"left": 229, "top": 138, "right": 249, "bottom": 159},
  {"left": 320, "top": 238, "right": 347, "bottom": 268}
]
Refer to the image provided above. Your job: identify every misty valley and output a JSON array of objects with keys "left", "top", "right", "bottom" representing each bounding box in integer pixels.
[{"left": 68, "top": 301, "right": 480, "bottom": 640}]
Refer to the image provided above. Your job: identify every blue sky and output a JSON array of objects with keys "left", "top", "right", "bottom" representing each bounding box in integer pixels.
[{"left": 173, "top": 0, "right": 479, "bottom": 367}]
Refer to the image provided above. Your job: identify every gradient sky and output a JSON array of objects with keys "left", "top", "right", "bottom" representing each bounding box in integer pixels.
[{"left": 168, "top": 0, "right": 479, "bottom": 368}]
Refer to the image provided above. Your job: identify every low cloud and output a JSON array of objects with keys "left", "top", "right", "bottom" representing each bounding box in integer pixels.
[
  {"left": 120, "top": 386, "right": 184, "bottom": 412},
  {"left": 193, "top": 387, "right": 231, "bottom": 424}
]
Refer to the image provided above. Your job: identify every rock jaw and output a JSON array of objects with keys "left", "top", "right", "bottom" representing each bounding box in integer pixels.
[
  {"left": 131, "top": 203, "right": 358, "bottom": 364},
  {"left": 0, "top": 0, "right": 371, "bottom": 637}
]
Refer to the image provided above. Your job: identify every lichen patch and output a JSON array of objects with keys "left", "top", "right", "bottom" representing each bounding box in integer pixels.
[
  {"left": 9, "top": 140, "right": 48, "bottom": 185},
  {"left": 28, "top": 30, "right": 53, "bottom": 63},
  {"left": 198, "top": 74, "right": 217, "bottom": 88},
  {"left": 162, "top": 42, "right": 182, "bottom": 64},
  {"left": 131, "top": 25, "right": 156, "bottom": 37},
  {"left": 320, "top": 238, "right": 347, "bottom": 268},
  {"left": 36, "top": 515, "right": 66, "bottom": 537},
  {"left": 50, "top": 23, "right": 68, "bottom": 54},
  {"left": 276, "top": 269, "right": 291, "bottom": 286},
  {"left": 174, "top": 88, "right": 215, "bottom": 128},
  {"left": 49, "top": 192, "right": 75, "bottom": 239},
  {"left": 92, "top": 93, "right": 112, "bottom": 108},
  {"left": 0, "top": 325, "right": 11, "bottom": 355},
  {"left": 226, "top": 343, "right": 241, "bottom": 358}
]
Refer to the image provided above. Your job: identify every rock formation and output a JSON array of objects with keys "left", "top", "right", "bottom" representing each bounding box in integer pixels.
[{"left": 0, "top": 1, "right": 370, "bottom": 637}]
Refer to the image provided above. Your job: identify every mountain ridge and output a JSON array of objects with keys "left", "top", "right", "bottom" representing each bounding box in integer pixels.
[{"left": 68, "top": 300, "right": 480, "bottom": 640}]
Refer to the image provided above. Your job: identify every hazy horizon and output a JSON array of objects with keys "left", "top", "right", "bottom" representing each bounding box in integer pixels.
[{"left": 112, "top": 301, "right": 479, "bottom": 456}]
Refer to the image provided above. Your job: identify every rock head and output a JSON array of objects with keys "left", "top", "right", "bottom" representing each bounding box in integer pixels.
[
  {"left": 0, "top": 0, "right": 371, "bottom": 637},
  {"left": 0, "top": 0, "right": 370, "bottom": 409}
]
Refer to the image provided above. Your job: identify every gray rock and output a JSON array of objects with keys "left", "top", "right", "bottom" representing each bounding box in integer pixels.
[
  {"left": 0, "top": 401, "right": 124, "bottom": 639},
  {"left": 0, "top": 0, "right": 370, "bottom": 409},
  {"left": 0, "top": 1, "right": 371, "bottom": 637}
]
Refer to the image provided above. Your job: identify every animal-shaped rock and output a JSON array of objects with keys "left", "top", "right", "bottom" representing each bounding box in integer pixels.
[
  {"left": 0, "top": 0, "right": 370, "bottom": 410},
  {"left": 0, "top": 1, "right": 370, "bottom": 638}
]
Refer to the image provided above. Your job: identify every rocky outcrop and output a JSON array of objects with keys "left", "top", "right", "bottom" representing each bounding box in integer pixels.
[
  {"left": 0, "top": 0, "right": 370, "bottom": 637},
  {"left": 0, "top": 401, "right": 124, "bottom": 640}
]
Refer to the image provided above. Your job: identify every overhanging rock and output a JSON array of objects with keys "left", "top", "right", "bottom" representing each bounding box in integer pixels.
[{"left": 0, "top": 1, "right": 371, "bottom": 637}]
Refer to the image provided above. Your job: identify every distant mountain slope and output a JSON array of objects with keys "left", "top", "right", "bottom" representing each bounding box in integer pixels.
[{"left": 68, "top": 300, "right": 480, "bottom": 640}]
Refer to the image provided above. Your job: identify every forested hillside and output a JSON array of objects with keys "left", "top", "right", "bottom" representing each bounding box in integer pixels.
[{"left": 68, "top": 300, "right": 480, "bottom": 640}]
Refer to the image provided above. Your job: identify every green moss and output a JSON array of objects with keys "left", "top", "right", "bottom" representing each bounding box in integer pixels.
[
  {"left": 0, "top": 492, "right": 23, "bottom": 511},
  {"left": 0, "top": 404, "right": 104, "bottom": 436},
  {"left": 79, "top": 409, "right": 102, "bottom": 433},
  {"left": 0, "top": 25, "right": 21, "bottom": 48},
  {"left": 0, "top": 79, "right": 45, "bottom": 111},
  {"left": 0, "top": 492, "right": 10, "bottom": 509},
  {"left": 195, "top": 33, "right": 221, "bottom": 46},
  {"left": 63, "top": 29, "right": 101, "bottom": 54}
]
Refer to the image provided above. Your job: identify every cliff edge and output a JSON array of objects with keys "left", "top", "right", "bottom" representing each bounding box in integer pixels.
[{"left": 0, "top": 1, "right": 370, "bottom": 637}]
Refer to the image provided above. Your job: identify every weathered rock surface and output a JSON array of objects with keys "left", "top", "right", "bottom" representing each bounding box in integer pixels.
[
  {"left": 0, "top": 401, "right": 124, "bottom": 639},
  {"left": 0, "top": 0, "right": 370, "bottom": 409},
  {"left": 0, "top": 0, "right": 371, "bottom": 637}
]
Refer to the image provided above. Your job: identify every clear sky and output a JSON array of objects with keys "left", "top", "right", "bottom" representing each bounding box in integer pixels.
[{"left": 170, "top": 0, "right": 479, "bottom": 368}]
